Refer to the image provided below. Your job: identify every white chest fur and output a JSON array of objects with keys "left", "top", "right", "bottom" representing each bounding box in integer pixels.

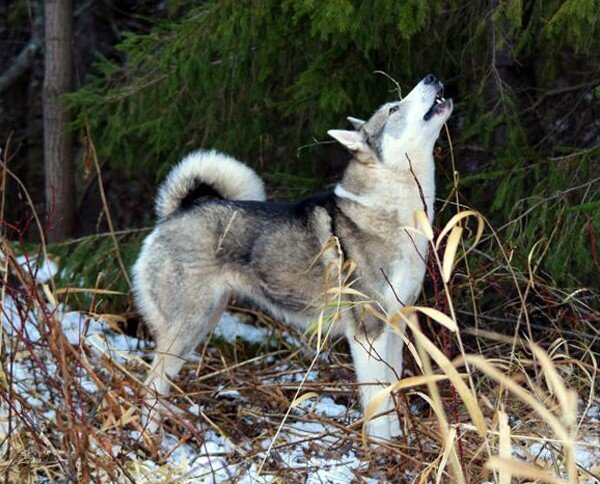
[
  {"left": 334, "top": 154, "right": 435, "bottom": 314},
  {"left": 378, "top": 163, "right": 435, "bottom": 313}
]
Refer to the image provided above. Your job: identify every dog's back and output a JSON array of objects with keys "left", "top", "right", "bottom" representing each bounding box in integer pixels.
[{"left": 134, "top": 151, "right": 348, "bottom": 431}]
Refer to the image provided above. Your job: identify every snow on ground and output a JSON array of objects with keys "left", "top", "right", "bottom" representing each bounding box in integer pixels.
[
  {"left": 15, "top": 254, "right": 59, "bottom": 284},
  {"left": 129, "top": 418, "right": 366, "bottom": 483},
  {"left": 519, "top": 438, "right": 600, "bottom": 481},
  {"left": 213, "top": 311, "right": 270, "bottom": 344},
  {"left": 2, "top": 256, "right": 599, "bottom": 482},
  {"left": 1, "top": 258, "right": 370, "bottom": 482}
]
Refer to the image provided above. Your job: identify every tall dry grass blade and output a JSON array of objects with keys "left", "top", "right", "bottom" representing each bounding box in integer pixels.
[
  {"left": 0, "top": 164, "right": 55, "bottom": 289},
  {"left": 530, "top": 343, "right": 579, "bottom": 483},
  {"left": 418, "top": 464, "right": 436, "bottom": 484},
  {"left": 498, "top": 410, "right": 512, "bottom": 484},
  {"left": 486, "top": 457, "right": 568, "bottom": 484},
  {"left": 361, "top": 374, "right": 450, "bottom": 444},
  {"left": 366, "top": 304, "right": 424, "bottom": 371},
  {"left": 42, "top": 283, "right": 57, "bottom": 307},
  {"left": 530, "top": 344, "right": 577, "bottom": 428},
  {"left": 435, "top": 209, "right": 484, "bottom": 253},
  {"left": 406, "top": 311, "right": 466, "bottom": 484},
  {"left": 398, "top": 306, "right": 458, "bottom": 332},
  {"left": 290, "top": 392, "right": 318, "bottom": 408},
  {"left": 462, "top": 355, "right": 571, "bottom": 443},
  {"left": 386, "top": 324, "right": 424, "bottom": 372},
  {"left": 257, "top": 234, "right": 348, "bottom": 478},
  {"left": 435, "top": 426, "right": 458, "bottom": 484},
  {"left": 85, "top": 125, "right": 132, "bottom": 289},
  {"left": 413, "top": 209, "right": 434, "bottom": 241},
  {"left": 406, "top": 319, "right": 487, "bottom": 437},
  {"left": 442, "top": 225, "right": 463, "bottom": 283},
  {"left": 53, "top": 288, "right": 128, "bottom": 296}
]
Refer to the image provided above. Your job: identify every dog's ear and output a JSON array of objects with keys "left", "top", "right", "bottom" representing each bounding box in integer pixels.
[
  {"left": 347, "top": 116, "right": 366, "bottom": 130},
  {"left": 328, "top": 129, "right": 375, "bottom": 164},
  {"left": 328, "top": 129, "right": 367, "bottom": 152}
]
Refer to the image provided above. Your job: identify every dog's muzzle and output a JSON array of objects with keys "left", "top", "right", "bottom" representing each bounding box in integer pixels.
[{"left": 423, "top": 74, "right": 452, "bottom": 121}]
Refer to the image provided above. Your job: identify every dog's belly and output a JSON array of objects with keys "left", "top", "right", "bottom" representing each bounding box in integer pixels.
[
  {"left": 230, "top": 267, "right": 349, "bottom": 336},
  {"left": 256, "top": 280, "right": 318, "bottom": 314}
]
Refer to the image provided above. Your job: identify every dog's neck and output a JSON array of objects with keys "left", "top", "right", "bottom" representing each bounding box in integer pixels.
[{"left": 335, "top": 152, "right": 436, "bottom": 222}]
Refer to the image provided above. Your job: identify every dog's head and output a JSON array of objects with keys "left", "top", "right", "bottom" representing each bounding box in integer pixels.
[{"left": 329, "top": 75, "right": 452, "bottom": 167}]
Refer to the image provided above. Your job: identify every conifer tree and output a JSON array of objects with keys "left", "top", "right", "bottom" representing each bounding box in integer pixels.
[{"left": 68, "top": 0, "right": 600, "bottom": 286}]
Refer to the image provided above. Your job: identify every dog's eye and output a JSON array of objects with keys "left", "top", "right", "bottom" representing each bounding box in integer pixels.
[{"left": 388, "top": 105, "right": 400, "bottom": 115}]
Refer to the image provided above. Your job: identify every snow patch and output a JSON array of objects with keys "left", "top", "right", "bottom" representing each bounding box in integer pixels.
[
  {"left": 15, "top": 255, "right": 58, "bottom": 283},
  {"left": 213, "top": 312, "right": 269, "bottom": 344},
  {"left": 314, "top": 396, "right": 348, "bottom": 418}
]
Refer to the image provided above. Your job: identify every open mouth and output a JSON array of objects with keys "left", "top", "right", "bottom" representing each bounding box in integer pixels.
[{"left": 423, "top": 89, "right": 451, "bottom": 121}]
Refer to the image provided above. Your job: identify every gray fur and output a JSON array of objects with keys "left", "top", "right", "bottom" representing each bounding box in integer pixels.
[
  {"left": 347, "top": 116, "right": 366, "bottom": 130},
  {"left": 135, "top": 75, "right": 453, "bottom": 441}
]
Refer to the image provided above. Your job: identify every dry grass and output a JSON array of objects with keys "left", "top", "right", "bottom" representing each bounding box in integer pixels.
[{"left": 1, "top": 140, "right": 599, "bottom": 482}]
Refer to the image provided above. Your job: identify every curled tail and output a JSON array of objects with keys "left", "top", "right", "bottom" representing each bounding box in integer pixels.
[{"left": 155, "top": 149, "right": 266, "bottom": 219}]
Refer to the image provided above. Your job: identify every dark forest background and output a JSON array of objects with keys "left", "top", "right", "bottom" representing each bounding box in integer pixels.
[{"left": 1, "top": 0, "right": 599, "bottom": 295}]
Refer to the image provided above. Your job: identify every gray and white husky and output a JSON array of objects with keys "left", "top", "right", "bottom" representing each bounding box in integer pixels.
[{"left": 133, "top": 75, "right": 452, "bottom": 441}]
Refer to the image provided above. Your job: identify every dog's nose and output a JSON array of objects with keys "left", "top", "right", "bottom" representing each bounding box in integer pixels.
[{"left": 423, "top": 74, "right": 437, "bottom": 85}]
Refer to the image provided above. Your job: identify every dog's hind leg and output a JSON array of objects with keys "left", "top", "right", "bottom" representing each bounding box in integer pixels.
[{"left": 142, "top": 289, "right": 230, "bottom": 432}]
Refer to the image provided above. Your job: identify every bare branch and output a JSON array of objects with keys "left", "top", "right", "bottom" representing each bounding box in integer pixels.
[{"left": 0, "top": 2, "right": 43, "bottom": 94}]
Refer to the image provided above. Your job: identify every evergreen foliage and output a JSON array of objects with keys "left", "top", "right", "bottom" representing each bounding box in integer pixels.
[
  {"left": 67, "top": 0, "right": 600, "bottom": 288},
  {"left": 52, "top": 235, "right": 141, "bottom": 311}
]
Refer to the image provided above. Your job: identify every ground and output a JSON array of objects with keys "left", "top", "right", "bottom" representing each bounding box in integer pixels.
[{"left": 1, "top": 254, "right": 598, "bottom": 483}]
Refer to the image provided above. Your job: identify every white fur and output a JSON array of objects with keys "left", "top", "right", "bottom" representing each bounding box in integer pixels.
[
  {"left": 131, "top": 231, "right": 163, "bottom": 336},
  {"left": 348, "top": 327, "right": 408, "bottom": 440},
  {"left": 333, "top": 184, "right": 372, "bottom": 207},
  {"left": 155, "top": 149, "right": 266, "bottom": 219}
]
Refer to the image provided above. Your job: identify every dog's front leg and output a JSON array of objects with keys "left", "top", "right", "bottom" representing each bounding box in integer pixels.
[
  {"left": 348, "top": 328, "right": 396, "bottom": 442},
  {"left": 385, "top": 327, "right": 406, "bottom": 437}
]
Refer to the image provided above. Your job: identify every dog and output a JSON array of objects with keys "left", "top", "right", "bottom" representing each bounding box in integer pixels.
[{"left": 133, "top": 74, "right": 452, "bottom": 441}]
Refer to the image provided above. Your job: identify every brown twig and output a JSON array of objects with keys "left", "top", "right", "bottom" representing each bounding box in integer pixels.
[{"left": 83, "top": 123, "right": 132, "bottom": 289}]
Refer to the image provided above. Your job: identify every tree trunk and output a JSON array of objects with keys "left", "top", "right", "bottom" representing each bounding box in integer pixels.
[{"left": 43, "top": 0, "right": 75, "bottom": 241}]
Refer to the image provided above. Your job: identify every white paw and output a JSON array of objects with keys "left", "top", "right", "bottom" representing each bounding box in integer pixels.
[{"left": 365, "top": 414, "right": 392, "bottom": 442}]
